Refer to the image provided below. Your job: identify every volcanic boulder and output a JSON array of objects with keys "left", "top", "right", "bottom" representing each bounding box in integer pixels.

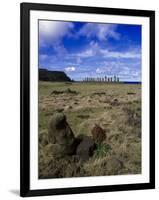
[
  {"left": 76, "top": 136, "right": 95, "bottom": 161},
  {"left": 48, "top": 113, "right": 76, "bottom": 155}
]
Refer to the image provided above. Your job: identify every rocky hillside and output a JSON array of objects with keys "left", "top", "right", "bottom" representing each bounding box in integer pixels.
[{"left": 39, "top": 69, "right": 71, "bottom": 82}]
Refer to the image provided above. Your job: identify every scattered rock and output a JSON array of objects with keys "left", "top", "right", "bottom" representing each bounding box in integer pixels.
[
  {"left": 50, "top": 90, "right": 64, "bottom": 95},
  {"left": 110, "top": 98, "right": 120, "bottom": 106},
  {"left": 92, "top": 92, "right": 106, "bottom": 96},
  {"left": 55, "top": 108, "right": 64, "bottom": 112},
  {"left": 65, "top": 88, "right": 78, "bottom": 94},
  {"left": 48, "top": 113, "right": 76, "bottom": 155},
  {"left": 50, "top": 88, "right": 78, "bottom": 95},
  {"left": 127, "top": 92, "right": 136, "bottom": 95},
  {"left": 76, "top": 136, "right": 95, "bottom": 161},
  {"left": 77, "top": 114, "right": 90, "bottom": 119},
  {"left": 91, "top": 124, "right": 106, "bottom": 144},
  {"left": 65, "top": 82, "right": 73, "bottom": 85},
  {"left": 64, "top": 105, "right": 72, "bottom": 110}
]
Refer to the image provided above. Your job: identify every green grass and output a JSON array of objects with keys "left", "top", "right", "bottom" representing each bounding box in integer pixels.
[{"left": 94, "top": 143, "right": 112, "bottom": 158}]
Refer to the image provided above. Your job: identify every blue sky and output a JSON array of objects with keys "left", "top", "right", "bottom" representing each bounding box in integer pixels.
[{"left": 39, "top": 20, "right": 141, "bottom": 81}]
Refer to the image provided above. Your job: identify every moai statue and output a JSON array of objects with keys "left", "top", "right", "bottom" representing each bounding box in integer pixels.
[
  {"left": 114, "top": 75, "right": 116, "bottom": 82},
  {"left": 48, "top": 113, "right": 76, "bottom": 155},
  {"left": 105, "top": 76, "right": 107, "bottom": 82}
]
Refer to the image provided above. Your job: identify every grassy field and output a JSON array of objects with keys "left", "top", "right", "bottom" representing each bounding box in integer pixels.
[{"left": 38, "top": 81, "right": 141, "bottom": 178}]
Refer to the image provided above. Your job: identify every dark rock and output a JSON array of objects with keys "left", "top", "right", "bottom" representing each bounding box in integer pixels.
[
  {"left": 111, "top": 98, "right": 120, "bottom": 106},
  {"left": 91, "top": 124, "right": 106, "bottom": 144},
  {"left": 64, "top": 88, "right": 78, "bottom": 94},
  {"left": 48, "top": 113, "right": 76, "bottom": 155},
  {"left": 76, "top": 136, "right": 95, "bottom": 161},
  {"left": 39, "top": 69, "right": 71, "bottom": 82},
  {"left": 50, "top": 88, "right": 78, "bottom": 96},
  {"left": 50, "top": 90, "right": 64, "bottom": 95},
  {"left": 55, "top": 108, "right": 64, "bottom": 112},
  {"left": 92, "top": 92, "right": 106, "bottom": 96},
  {"left": 77, "top": 114, "right": 90, "bottom": 119},
  {"left": 64, "top": 105, "right": 72, "bottom": 110},
  {"left": 127, "top": 92, "right": 136, "bottom": 95}
]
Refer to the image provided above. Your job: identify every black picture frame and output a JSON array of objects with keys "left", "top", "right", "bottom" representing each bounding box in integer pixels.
[{"left": 20, "top": 2, "right": 155, "bottom": 197}]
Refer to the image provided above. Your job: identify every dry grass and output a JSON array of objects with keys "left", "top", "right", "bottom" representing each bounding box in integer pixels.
[{"left": 38, "top": 81, "right": 141, "bottom": 178}]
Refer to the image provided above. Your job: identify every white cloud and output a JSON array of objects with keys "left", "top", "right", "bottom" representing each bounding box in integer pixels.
[
  {"left": 53, "top": 43, "right": 67, "bottom": 55},
  {"left": 95, "top": 60, "right": 141, "bottom": 81},
  {"left": 76, "top": 57, "right": 82, "bottom": 64},
  {"left": 39, "top": 21, "right": 74, "bottom": 45},
  {"left": 79, "top": 23, "right": 120, "bottom": 41},
  {"left": 77, "top": 49, "right": 94, "bottom": 58},
  {"left": 100, "top": 49, "right": 141, "bottom": 59},
  {"left": 39, "top": 54, "right": 48, "bottom": 61},
  {"left": 65, "top": 66, "right": 76, "bottom": 72},
  {"left": 96, "top": 62, "right": 116, "bottom": 74},
  {"left": 96, "top": 68, "right": 103, "bottom": 73},
  {"left": 71, "top": 41, "right": 98, "bottom": 59},
  {"left": 74, "top": 41, "right": 141, "bottom": 60}
]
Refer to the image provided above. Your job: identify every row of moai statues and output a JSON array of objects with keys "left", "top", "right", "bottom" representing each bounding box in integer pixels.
[{"left": 83, "top": 76, "right": 120, "bottom": 82}]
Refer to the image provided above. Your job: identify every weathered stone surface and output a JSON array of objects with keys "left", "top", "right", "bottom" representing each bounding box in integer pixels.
[
  {"left": 76, "top": 136, "right": 95, "bottom": 161},
  {"left": 91, "top": 124, "right": 106, "bottom": 144},
  {"left": 50, "top": 143, "right": 68, "bottom": 158},
  {"left": 48, "top": 113, "right": 76, "bottom": 155}
]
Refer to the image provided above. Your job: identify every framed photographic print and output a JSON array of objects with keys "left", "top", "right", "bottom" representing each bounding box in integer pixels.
[{"left": 20, "top": 2, "right": 155, "bottom": 197}]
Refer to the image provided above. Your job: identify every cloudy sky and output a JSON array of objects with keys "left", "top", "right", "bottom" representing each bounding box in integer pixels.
[{"left": 38, "top": 20, "right": 141, "bottom": 81}]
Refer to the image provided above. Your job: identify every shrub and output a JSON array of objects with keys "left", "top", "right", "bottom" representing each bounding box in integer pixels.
[{"left": 94, "top": 143, "right": 112, "bottom": 158}]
